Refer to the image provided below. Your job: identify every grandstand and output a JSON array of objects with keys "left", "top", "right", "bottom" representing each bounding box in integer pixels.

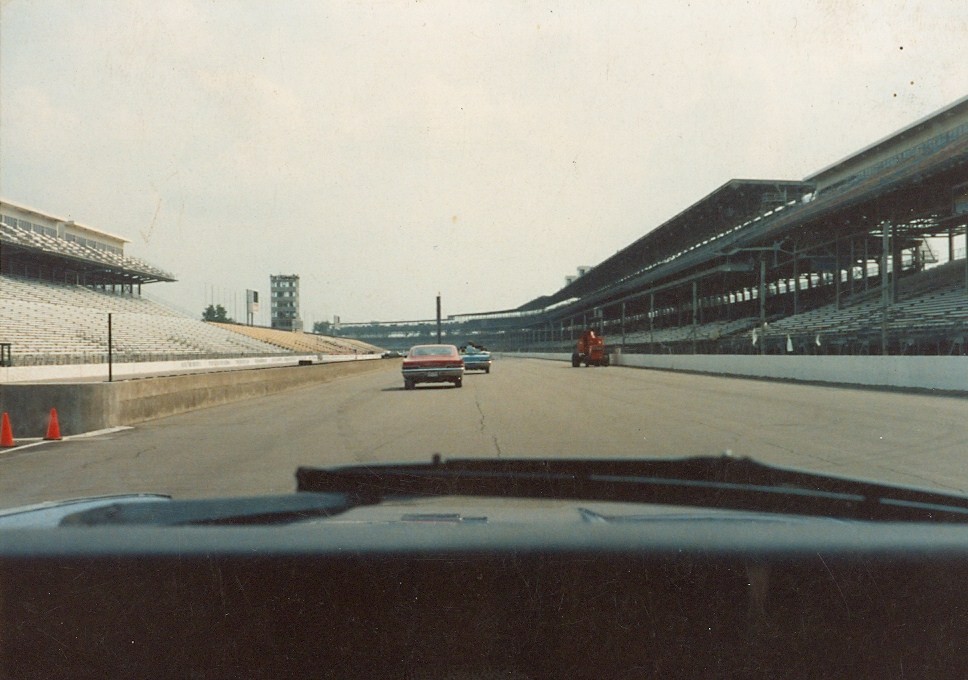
[
  {"left": 5, "top": 96, "right": 967, "bottom": 366},
  {"left": 0, "top": 200, "right": 382, "bottom": 370},
  {"left": 752, "top": 260, "right": 968, "bottom": 355},
  {"left": 209, "top": 323, "right": 380, "bottom": 356},
  {"left": 1, "top": 203, "right": 172, "bottom": 288},
  {"left": 339, "top": 95, "right": 968, "bottom": 357}
]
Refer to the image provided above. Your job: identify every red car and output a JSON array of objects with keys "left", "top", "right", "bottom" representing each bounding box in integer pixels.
[{"left": 402, "top": 344, "right": 465, "bottom": 389}]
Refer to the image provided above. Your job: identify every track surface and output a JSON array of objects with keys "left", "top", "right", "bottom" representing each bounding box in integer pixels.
[{"left": 1, "top": 358, "right": 965, "bottom": 508}]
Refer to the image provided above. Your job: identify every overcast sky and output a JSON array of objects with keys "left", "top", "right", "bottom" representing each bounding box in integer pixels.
[{"left": 2, "top": 1, "right": 966, "bottom": 325}]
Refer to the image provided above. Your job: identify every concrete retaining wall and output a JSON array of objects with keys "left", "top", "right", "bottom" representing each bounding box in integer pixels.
[
  {"left": 504, "top": 352, "right": 968, "bottom": 393},
  {"left": 0, "top": 353, "right": 363, "bottom": 383},
  {"left": 0, "top": 359, "right": 394, "bottom": 438},
  {"left": 4, "top": 352, "right": 962, "bottom": 440}
]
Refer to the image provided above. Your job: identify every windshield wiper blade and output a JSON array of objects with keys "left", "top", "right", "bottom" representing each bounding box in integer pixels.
[
  {"left": 60, "top": 493, "right": 356, "bottom": 527},
  {"left": 296, "top": 455, "right": 968, "bottom": 523}
]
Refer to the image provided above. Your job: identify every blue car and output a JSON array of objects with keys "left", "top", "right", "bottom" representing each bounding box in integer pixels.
[{"left": 460, "top": 345, "right": 492, "bottom": 373}]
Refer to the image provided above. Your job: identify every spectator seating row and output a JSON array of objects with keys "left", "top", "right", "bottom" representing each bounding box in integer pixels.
[
  {"left": 538, "top": 261, "right": 966, "bottom": 355},
  {"left": 210, "top": 323, "right": 382, "bottom": 355},
  {"left": 767, "top": 283, "right": 968, "bottom": 335},
  {"left": 1, "top": 275, "right": 288, "bottom": 365},
  {"left": 700, "top": 261, "right": 968, "bottom": 354},
  {"left": 621, "top": 317, "right": 758, "bottom": 345},
  {"left": 1, "top": 274, "right": 183, "bottom": 316}
]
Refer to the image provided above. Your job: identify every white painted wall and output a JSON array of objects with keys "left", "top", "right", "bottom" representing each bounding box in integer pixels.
[
  {"left": 0, "top": 353, "right": 378, "bottom": 383},
  {"left": 502, "top": 352, "right": 968, "bottom": 392}
]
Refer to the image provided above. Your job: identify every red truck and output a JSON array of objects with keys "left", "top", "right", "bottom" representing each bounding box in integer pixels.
[{"left": 571, "top": 330, "right": 610, "bottom": 367}]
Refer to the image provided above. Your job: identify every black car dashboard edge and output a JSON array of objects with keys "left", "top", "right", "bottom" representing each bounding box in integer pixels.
[
  {"left": 4, "top": 455, "right": 968, "bottom": 679},
  {"left": 295, "top": 454, "right": 968, "bottom": 523}
]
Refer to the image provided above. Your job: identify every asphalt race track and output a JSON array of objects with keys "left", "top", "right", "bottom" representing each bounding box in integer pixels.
[{"left": 1, "top": 358, "right": 966, "bottom": 509}]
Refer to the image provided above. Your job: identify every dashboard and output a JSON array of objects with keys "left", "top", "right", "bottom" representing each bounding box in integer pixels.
[{"left": 3, "top": 518, "right": 967, "bottom": 678}]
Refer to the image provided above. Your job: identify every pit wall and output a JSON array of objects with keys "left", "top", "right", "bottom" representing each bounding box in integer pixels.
[
  {"left": 0, "top": 354, "right": 364, "bottom": 383},
  {"left": 504, "top": 352, "right": 967, "bottom": 393},
  {"left": 0, "top": 358, "right": 391, "bottom": 438}
]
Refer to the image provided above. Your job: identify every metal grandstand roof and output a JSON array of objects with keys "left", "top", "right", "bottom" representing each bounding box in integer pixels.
[
  {"left": 518, "top": 179, "right": 814, "bottom": 311},
  {"left": 514, "top": 95, "right": 968, "bottom": 319},
  {"left": 806, "top": 94, "right": 968, "bottom": 186},
  {"left": 544, "top": 131, "right": 968, "bottom": 316},
  {"left": 0, "top": 199, "right": 130, "bottom": 244},
  {"left": 0, "top": 220, "right": 175, "bottom": 284}
]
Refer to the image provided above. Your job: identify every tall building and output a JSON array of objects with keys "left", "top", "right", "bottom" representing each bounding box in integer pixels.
[{"left": 270, "top": 274, "right": 302, "bottom": 331}]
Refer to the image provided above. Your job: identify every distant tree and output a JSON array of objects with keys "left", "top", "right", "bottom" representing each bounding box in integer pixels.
[
  {"left": 202, "top": 304, "right": 232, "bottom": 322},
  {"left": 313, "top": 320, "right": 332, "bottom": 335}
]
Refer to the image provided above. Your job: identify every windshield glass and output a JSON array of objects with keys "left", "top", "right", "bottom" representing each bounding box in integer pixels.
[
  {"left": 0, "top": 1, "right": 966, "bottom": 509},
  {"left": 3, "top": 6, "right": 968, "bottom": 679}
]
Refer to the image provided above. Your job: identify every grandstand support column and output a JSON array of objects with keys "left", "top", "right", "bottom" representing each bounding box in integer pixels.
[
  {"left": 849, "top": 239, "right": 855, "bottom": 297},
  {"left": 892, "top": 224, "right": 903, "bottom": 303},
  {"left": 621, "top": 302, "right": 626, "bottom": 350},
  {"left": 863, "top": 239, "right": 870, "bottom": 292},
  {"left": 835, "top": 238, "right": 842, "bottom": 310},
  {"left": 759, "top": 257, "right": 767, "bottom": 355},
  {"left": 792, "top": 249, "right": 800, "bottom": 316},
  {"left": 692, "top": 281, "right": 698, "bottom": 355},
  {"left": 881, "top": 221, "right": 892, "bottom": 354},
  {"left": 649, "top": 293, "right": 655, "bottom": 349}
]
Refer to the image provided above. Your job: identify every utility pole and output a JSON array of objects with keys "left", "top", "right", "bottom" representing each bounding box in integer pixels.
[
  {"left": 107, "top": 313, "right": 113, "bottom": 382},
  {"left": 436, "top": 294, "right": 442, "bottom": 343}
]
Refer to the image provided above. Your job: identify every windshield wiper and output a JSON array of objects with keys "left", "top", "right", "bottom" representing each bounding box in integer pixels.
[
  {"left": 54, "top": 455, "right": 968, "bottom": 527},
  {"left": 296, "top": 454, "right": 968, "bottom": 523},
  {"left": 60, "top": 493, "right": 355, "bottom": 527}
]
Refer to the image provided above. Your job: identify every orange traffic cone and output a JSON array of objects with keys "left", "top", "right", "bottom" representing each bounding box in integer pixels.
[
  {"left": 1, "top": 412, "right": 15, "bottom": 448},
  {"left": 44, "top": 408, "right": 62, "bottom": 441}
]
